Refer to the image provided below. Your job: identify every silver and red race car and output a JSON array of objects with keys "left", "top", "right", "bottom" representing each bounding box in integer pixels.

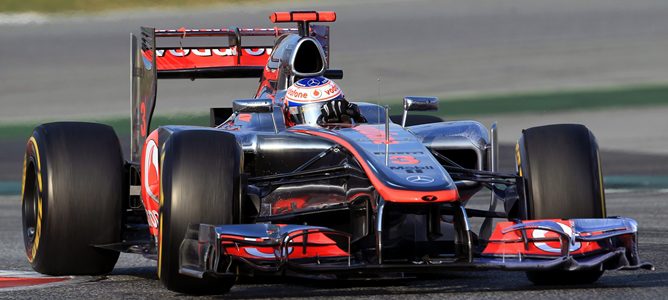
[{"left": 21, "top": 11, "right": 652, "bottom": 294}]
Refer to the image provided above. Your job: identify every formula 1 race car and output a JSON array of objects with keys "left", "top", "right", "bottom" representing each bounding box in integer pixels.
[{"left": 21, "top": 11, "right": 652, "bottom": 294}]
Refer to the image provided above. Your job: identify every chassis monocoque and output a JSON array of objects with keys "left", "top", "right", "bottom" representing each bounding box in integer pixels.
[{"left": 20, "top": 11, "right": 651, "bottom": 294}]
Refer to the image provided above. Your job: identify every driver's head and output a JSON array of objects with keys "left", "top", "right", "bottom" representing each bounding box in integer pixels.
[{"left": 285, "top": 76, "right": 343, "bottom": 126}]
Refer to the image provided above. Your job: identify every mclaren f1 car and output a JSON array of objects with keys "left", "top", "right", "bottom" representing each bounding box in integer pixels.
[{"left": 20, "top": 11, "right": 652, "bottom": 294}]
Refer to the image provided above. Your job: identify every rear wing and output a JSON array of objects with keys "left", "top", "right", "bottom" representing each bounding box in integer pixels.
[
  {"left": 149, "top": 27, "right": 299, "bottom": 79},
  {"left": 129, "top": 21, "right": 332, "bottom": 162}
]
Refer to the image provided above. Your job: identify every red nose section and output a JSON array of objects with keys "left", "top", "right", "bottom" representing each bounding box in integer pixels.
[{"left": 422, "top": 195, "right": 438, "bottom": 202}]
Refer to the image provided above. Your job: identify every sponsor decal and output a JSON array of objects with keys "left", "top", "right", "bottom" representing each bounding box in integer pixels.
[
  {"left": 305, "top": 77, "right": 326, "bottom": 87},
  {"left": 286, "top": 88, "right": 309, "bottom": 100},
  {"left": 139, "top": 102, "right": 147, "bottom": 137},
  {"left": 406, "top": 175, "right": 435, "bottom": 184},
  {"left": 245, "top": 48, "right": 267, "bottom": 56},
  {"left": 244, "top": 247, "right": 294, "bottom": 259},
  {"left": 191, "top": 49, "right": 211, "bottom": 56},
  {"left": 143, "top": 139, "right": 160, "bottom": 203},
  {"left": 374, "top": 151, "right": 424, "bottom": 155},
  {"left": 294, "top": 77, "right": 329, "bottom": 87},
  {"left": 389, "top": 165, "right": 435, "bottom": 174},
  {"left": 390, "top": 155, "right": 419, "bottom": 165},
  {"left": 153, "top": 47, "right": 271, "bottom": 58},
  {"left": 323, "top": 83, "right": 340, "bottom": 97},
  {"left": 286, "top": 78, "right": 341, "bottom": 103},
  {"left": 532, "top": 222, "right": 581, "bottom": 253},
  {"left": 146, "top": 210, "right": 160, "bottom": 229},
  {"left": 237, "top": 113, "right": 252, "bottom": 122},
  {"left": 352, "top": 126, "right": 397, "bottom": 144}
]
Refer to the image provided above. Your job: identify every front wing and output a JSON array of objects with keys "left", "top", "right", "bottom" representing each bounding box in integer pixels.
[{"left": 179, "top": 218, "right": 652, "bottom": 278}]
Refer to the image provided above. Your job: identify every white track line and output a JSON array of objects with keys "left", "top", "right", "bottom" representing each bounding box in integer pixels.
[
  {"left": 0, "top": 270, "right": 92, "bottom": 292},
  {"left": 0, "top": 13, "right": 49, "bottom": 26}
]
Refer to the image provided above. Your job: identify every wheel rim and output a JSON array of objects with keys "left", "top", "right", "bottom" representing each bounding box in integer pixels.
[{"left": 22, "top": 160, "right": 38, "bottom": 253}]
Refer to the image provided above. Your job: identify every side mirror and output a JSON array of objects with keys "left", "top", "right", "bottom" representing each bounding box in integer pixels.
[
  {"left": 232, "top": 98, "right": 279, "bottom": 134},
  {"left": 232, "top": 98, "right": 274, "bottom": 113},
  {"left": 401, "top": 96, "right": 439, "bottom": 127},
  {"left": 404, "top": 96, "right": 438, "bottom": 112}
]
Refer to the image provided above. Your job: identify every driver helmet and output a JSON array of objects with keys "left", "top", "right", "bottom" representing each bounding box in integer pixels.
[{"left": 285, "top": 76, "right": 343, "bottom": 126}]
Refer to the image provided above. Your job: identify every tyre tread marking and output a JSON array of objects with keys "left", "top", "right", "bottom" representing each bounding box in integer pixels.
[{"left": 26, "top": 137, "right": 43, "bottom": 263}]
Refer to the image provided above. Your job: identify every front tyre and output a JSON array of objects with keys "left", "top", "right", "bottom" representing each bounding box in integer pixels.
[
  {"left": 22, "top": 122, "right": 123, "bottom": 275},
  {"left": 516, "top": 124, "right": 606, "bottom": 285},
  {"left": 158, "top": 130, "right": 241, "bottom": 294}
]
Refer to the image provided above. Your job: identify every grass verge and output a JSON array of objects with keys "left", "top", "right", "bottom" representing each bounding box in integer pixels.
[
  {"left": 386, "top": 84, "right": 668, "bottom": 118},
  {"left": 1, "top": 84, "right": 667, "bottom": 140}
]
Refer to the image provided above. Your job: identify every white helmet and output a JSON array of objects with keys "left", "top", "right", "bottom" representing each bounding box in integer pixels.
[{"left": 285, "top": 76, "right": 344, "bottom": 125}]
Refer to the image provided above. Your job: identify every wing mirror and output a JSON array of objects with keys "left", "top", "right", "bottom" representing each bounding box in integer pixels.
[
  {"left": 232, "top": 98, "right": 274, "bottom": 113},
  {"left": 401, "top": 96, "right": 439, "bottom": 127},
  {"left": 232, "top": 98, "right": 278, "bottom": 133}
]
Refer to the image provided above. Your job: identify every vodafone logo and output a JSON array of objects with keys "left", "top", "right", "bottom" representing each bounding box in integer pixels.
[
  {"left": 286, "top": 77, "right": 342, "bottom": 103},
  {"left": 323, "top": 82, "right": 340, "bottom": 97},
  {"left": 286, "top": 87, "right": 309, "bottom": 99},
  {"left": 154, "top": 48, "right": 272, "bottom": 58},
  {"left": 143, "top": 140, "right": 160, "bottom": 203}
]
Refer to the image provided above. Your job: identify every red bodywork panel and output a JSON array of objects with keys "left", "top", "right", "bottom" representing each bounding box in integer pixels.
[
  {"left": 483, "top": 220, "right": 602, "bottom": 257},
  {"left": 222, "top": 231, "right": 348, "bottom": 261},
  {"left": 291, "top": 127, "right": 460, "bottom": 203},
  {"left": 270, "top": 11, "right": 337, "bottom": 23}
]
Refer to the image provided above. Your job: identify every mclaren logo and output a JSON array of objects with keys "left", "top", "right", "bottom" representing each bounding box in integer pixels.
[{"left": 406, "top": 175, "right": 434, "bottom": 184}]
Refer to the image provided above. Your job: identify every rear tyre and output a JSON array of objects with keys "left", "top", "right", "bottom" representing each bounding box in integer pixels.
[
  {"left": 158, "top": 130, "right": 241, "bottom": 294},
  {"left": 22, "top": 122, "right": 123, "bottom": 275},
  {"left": 515, "top": 124, "right": 606, "bottom": 285}
]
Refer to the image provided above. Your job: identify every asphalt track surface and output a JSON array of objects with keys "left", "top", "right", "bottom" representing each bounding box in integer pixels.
[
  {"left": 0, "top": 143, "right": 666, "bottom": 299},
  {"left": 1, "top": 189, "right": 667, "bottom": 299},
  {"left": 1, "top": 0, "right": 668, "bottom": 298},
  {"left": 2, "top": 0, "right": 668, "bottom": 121}
]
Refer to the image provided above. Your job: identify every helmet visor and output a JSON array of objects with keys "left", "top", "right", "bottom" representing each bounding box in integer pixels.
[{"left": 290, "top": 102, "right": 324, "bottom": 126}]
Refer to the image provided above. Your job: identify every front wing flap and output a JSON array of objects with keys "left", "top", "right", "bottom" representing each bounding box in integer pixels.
[
  {"left": 179, "top": 218, "right": 652, "bottom": 278},
  {"left": 179, "top": 224, "right": 352, "bottom": 278}
]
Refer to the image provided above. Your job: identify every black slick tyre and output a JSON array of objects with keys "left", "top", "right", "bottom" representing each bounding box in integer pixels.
[
  {"left": 22, "top": 122, "right": 123, "bottom": 275},
  {"left": 515, "top": 124, "right": 606, "bottom": 285},
  {"left": 158, "top": 129, "right": 241, "bottom": 294}
]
